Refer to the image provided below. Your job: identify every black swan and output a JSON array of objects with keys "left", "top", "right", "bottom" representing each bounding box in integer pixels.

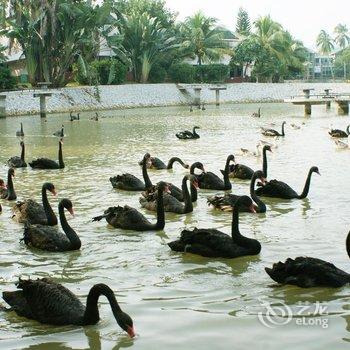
[
  {"left": 251, "top": 107, "right": 261, "bottom": 118},
  {"left": 53, "top": 125, "right": 64, "bottom": 137},
  {"left": 2, "top": 278, "right": 135, "bottom": 336},
  {"left": 329, "top": 125, "right": 350, "bottom": 138},
  {"left": 207, "top": 170, "right": 267, "bottom": 213},
  {"left": 265, "top": 230, "right": 350, "bottom": 288},
  {"left": 196, "top": 155, "right": 234, "bottom": 190},
  {"left": 0, "top": 179, "right": 6, "bottom": 212},
  {"left": 229, "top": 145, "right": 271, "bottom": 180},
  {"left": 12, "top": 182, "right": 57, "bottom": 226},
  {"left": 91, "top": 112, "right": 99, "bottom": 121},
  {"left": 176, "top": 126, "right": 200, "bottom": 140},
  {"left": 7, "top": 141, "right": 27, "bottom": 168},
  {"left": 29, "top": 139, "right": 65, "bottom": 169},
  {"left": 70, "top": 111, "right": 80, "bottom": 121},
  {"left": 168, "top": 195, "right": 261, "bottom": 258},
  {"left": 255, "top": 166, "right": 320, "bottom": 199},
  {"left": 16, "top": 123, "right": 24, "bottom": 137},
  {"left": 93, "top": 181, "right": 168, "bottom": 231},
  {"left": 140, "top": 175, "right": 198, "bottom": 214},
  {"left": 1, "top": 168, "right": 16, "bottom": 200},
  {"left": 110, "top": 153, "right": 153, "bottom": 191},
  {"left": 138, "top": 156, "right": 189, "bottom": 170},
  {"left": 261, "top": 121, "right": 286, "bottom": 137},
  {"left": 22, "top": 198, "right": 80, "bottom": 251}
]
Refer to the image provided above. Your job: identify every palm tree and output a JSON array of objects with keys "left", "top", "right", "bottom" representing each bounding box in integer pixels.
[
  {"left": 316, "top": 30, "right": 334, "bottom": 54},
  {"left": 334, "top": 24, "right": 350, "bottom": 49},
  {"left": 179, "top": 11, "right": 228, "bottom": 66}
]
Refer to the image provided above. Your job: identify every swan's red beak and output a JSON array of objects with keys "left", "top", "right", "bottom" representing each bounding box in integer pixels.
[
  {"left": 127, "top": 325, "right": 135, "bottom": 338},
  {"left": 68, "top": 207, "right": 75, "bottom": 217},
  {"left": 260, "top": 177, "right": 267, "bottom": 185},
  {"left": 193, "top": 180, "right": 199, "bottom": 189},
  {"left": 184, "top": 164, "right": 189, "bottom": 169},
  {"left": 316, "top": 170, "right": 321, "bottom": 175},
  {"left": 51, "top": 189, "right": 57, "bottom": 196},
  {"left": 165, "top": 184, "right": 171, "bottom": 194},
  {"left": 249, "top": 204, "right": 257, "bottom": 213}
]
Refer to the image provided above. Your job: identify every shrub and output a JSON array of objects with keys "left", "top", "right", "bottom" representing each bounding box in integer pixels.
[
  {"left": 74, "top": 59, "right": 127, "bottom": 85},
  {"left": 149, "top": 64, "right": 167, "bottom": 83},
  {"left": 168, "top": 63, "right": 195, "bottom": 83},
  {"left": 0, "top": 64, "right": 17, "bottom": 90},
  {"left": 195, "top": 64, "right": 229, "bottom": 83}
]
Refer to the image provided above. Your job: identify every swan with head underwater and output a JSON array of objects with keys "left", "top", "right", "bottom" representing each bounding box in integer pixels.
[
  {"left": 93, "top": 181, "right": 169, "bottom": 231},
  {"left": 110, "top": 153, "right": 153, "bottom": 191},
  {"left": 265, "top": 229, "right": 350, "bottom": 288},
  {"left": 168, "top": 196, "right": 261, "bottom": 258},
  {"left": 2, "top": 278, "right": 135, "bottom": 336},
  {"left": 29, "top": 138, "right": 65, "bottom": 170}
]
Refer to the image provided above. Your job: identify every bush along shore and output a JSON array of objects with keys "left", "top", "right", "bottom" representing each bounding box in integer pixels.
[{"left": 1, "top": 82, "right": 350, "bottom": 116}]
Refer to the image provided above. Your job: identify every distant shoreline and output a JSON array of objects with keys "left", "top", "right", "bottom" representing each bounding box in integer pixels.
[{"left": 1, "top": 82, "right": 349, "bottom": 116}]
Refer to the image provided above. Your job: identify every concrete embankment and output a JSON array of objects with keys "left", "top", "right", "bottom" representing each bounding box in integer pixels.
[{"left": 1, "top": 82, "right": 349, "bottom": 116}]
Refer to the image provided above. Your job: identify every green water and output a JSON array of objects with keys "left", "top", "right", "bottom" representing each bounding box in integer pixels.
[{"left": 0, "top": 103, "right": 349, "bottom": 349}]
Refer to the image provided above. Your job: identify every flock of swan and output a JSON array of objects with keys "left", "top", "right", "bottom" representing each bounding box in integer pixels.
[{"left": 1, "top": 108, "right": 350, "bottom": 339}]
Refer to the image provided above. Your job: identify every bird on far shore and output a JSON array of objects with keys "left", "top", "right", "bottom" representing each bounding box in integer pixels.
[
  {"left": 16, "top": 123, "right": 24, "bottom": 138},
  {"left": 90, "top": 112, "right": 99, "bottom": 121}
]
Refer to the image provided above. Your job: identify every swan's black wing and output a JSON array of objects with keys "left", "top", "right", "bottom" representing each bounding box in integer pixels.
[
  {"left": 329, "top": 129, "right": 347, "bottom": 138},
  {"left": 29, "top": 158, "right": 60, "bottom": 169},
  {"left": 255, "top": 179, "right": 298, "bottom": 199},
  {"left": 13, "top": 200, "right": 47, "bottom": 225},
  {"left": 207, "top": 193, "right": 240, "bottom": 210},
  {"left": 3, "top": 278, "right": 85, "bottom": 325},
  {"left": 197, "top": 172, "right": 224, "bottom": 190},
  {"left": 110, "top": 205, "right": 151, "bottom": 230},
  {"left": 265, "top": 257, "right": 350, "bottom": 288},
  {"left": 229, "top": 164, "right": 254, "bottom": 179},
  {"left": 262, "top": 129, "right": 279, "bottom": 136},
  {"left": 23, "top": 225, "right": 71, "bottom": 251},
  {"left": 7, "top": 156, "right": 27, "bottom": 168},
  {"left": 109, "top": 174, "right": 145, "bottom": 190}
]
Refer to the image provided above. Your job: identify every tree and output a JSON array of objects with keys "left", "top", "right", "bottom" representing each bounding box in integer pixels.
[
  {"left": 0, "top": 44, "right": 6, "bottom": 63},
  {"left": 179, "top": 11, "right": 228, "bottom": 66},
  {"left": 110, "top": 0, "right": 179, "bottom": 83},
  {"left": 1, "top": 0, "right": 117, "bottom": 87},
  {"left": 334, "top": 47, "right": 350, "bottom": 79},
  {"left": 235, "top": 7, "right": 250, "bottom": 36},
  {"left": 334, "top": 24, "right": 350, "bottom": 49},
  {"left": 316, "top": 30, "right": 334, "bottom": 54}
]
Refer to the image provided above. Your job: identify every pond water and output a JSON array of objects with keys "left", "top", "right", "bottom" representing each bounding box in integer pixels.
[{"left": 0, "top": 102, "right": 349, "bottom": 350}]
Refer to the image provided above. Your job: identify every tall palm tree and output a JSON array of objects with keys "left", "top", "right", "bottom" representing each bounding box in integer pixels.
[
  {"left": 316, "top": 30, "right": 334, "bottom": 54},
  {"left": 180, "top": 11, "right": 228, "bottom": 66},
  {"left": 334, "top": 24, "right": 350, "bottom": 49}
]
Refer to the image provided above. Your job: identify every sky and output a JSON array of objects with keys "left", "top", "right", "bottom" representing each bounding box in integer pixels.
[{"left": 165, "top": 0, "right": 350, "bottom": 50}]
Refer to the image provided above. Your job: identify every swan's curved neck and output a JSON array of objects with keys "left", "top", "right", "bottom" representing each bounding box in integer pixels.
[
  {"left": 167, "top": 157, "right": 186, "bottom": 169},
  {"left": 298, "top": 169, "right": 315, "bottom": 199},
  {"left": 6, "top": 172, "right": 16, "bottom": 200},
  {"left": 182, "top": 177, "right": 193, "bottom": 213},
  {"left": 58, "top": 142, "right": 65, "bottom": 168},
  {"left": 281, "top": 123, "right": 285, "bottom": 136},
  {"left": 250, "top": 174, "right": 266, "bottom": 213},
  {"left": 42, "top": 186, "right": 57, "bottom": 226},
  {"left": 262, "top": 148, "right": 268, "bottom": 178},
  {"left": 142, "top": 158, "right": 152, "bottom": 189},
  {"left": 154, "top": 186, "right": 165, "bottom": 229},
  {"left": 20, "top": 123, "right": 23, "bottom": 133},
  {"left": 347, "top": 125, "right": 350, "bottom": 135},
  {"left": 192, "top": 127, "right": 199, "bottom": 137},
  {"left": 84, "top": 284, "right": 122, "bottom": 325},
  {"left": 20, "top": 143, "right": 25, "bottom": 162},
  {"left": 59, "top": 203, "right": 80, "bottom": 249},
  {"left": 346, "top": 231, "right": 350, "bottom": 259},
  {"left": 223, "top": 158, "right": 232, "bottom": 190}
]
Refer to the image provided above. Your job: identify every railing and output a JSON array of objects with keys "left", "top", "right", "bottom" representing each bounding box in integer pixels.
[{"left": 289, "top": 93, "right": 350, "bottom": 99}]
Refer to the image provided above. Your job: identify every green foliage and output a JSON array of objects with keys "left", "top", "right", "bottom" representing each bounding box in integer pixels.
[
  {"left": 178, "top": 11, "right": 229, "bottom": 66},
  {"left": 334, "top": 47, "right": 350, "bottom": 78},
  {"left": 317, "top": 30, "right": 334, "bottom": 54},
  {"left": 195, "top": 64, "right": 229, "bottom": 83},
  {"left": 236, "top": 8, "right": 250, "bottom": 36},
  {"left": 149, "top": 63, "right": 167, "bottom": 83},
  {"left": 74, "top": 58, "right": 127, "bottom": 85},
  {"left": 168, "top": 63, "right": 195, "bottom": 83},
  {"left": 0, "top": 64, "right": 17, "bottom": 90},
  {"left": 334, "top": 24, "right": 350, "bottom": 49}
]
